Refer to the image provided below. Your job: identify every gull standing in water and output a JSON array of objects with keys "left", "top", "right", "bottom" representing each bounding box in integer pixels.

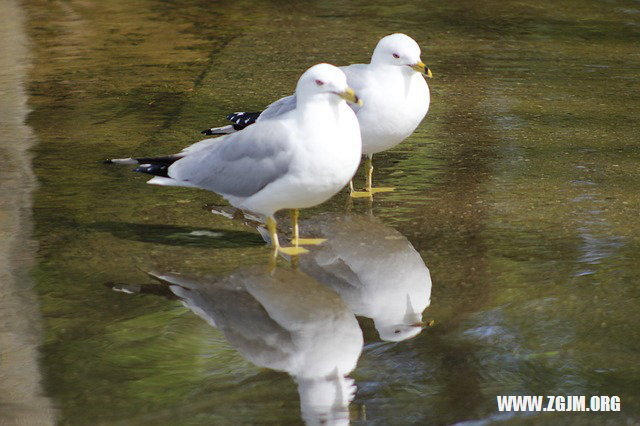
[
  {"left": 106, "top": 63, "right": 362, "bottom": 255},
  {"left": 203, "top": 33, "right": 432, "bottom": 197}
]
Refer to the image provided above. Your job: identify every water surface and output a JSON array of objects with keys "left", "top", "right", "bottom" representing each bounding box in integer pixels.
[{"left": 3, "top": 0, "right": 640, "bottom": 423}]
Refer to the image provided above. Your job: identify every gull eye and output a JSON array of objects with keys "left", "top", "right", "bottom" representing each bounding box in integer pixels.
[
  {"left": 392, "top": 53, "right": 400, "bottom": 59},
  {"left": 315, "top": 79, "right": 325, "bottom": 86},
  {"left": 394, "top": 329, "right": 401, "bottom": 334}
]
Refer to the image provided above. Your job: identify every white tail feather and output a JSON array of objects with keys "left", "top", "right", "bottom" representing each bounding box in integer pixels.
[{"left": 207, "top": 125, "right": 238, "bottom": 135}]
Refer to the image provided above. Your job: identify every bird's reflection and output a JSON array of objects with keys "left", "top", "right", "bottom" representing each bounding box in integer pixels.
[
  {"left": 207, "top": 206, "right": 434, "bottom": 342},
  {"left": 117, "top": 266, "right": 363, "bottom": 425},
  {"left": 289, "top": 213, "right": 432, "bottom": 342}
]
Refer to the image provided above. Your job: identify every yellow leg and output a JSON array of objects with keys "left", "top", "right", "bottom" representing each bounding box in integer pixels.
[
  {"left": 350, "top": 158, "right": 373, "bottom": 198},
  {"left": 365, "top": 156, "right": 373, "bottom": 192},
  {"left": 277, "top": 209, "right": 309, "bottom": 255},
  {"left": 289, "top": 209, "right": 325, "bottom": 246},
  {"left": 366, "top": 155, "right": 394, "bottom": 194},
  {"left": 291, "top": 209, "right": 300, "bottom": 243},
  {"left": 266, "top": 216, "right": 280, "bottom": 269}
]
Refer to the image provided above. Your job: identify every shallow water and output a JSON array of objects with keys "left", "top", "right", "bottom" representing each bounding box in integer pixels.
[{"left": 2, "top": 0, "right": 640, "bottom": 424}]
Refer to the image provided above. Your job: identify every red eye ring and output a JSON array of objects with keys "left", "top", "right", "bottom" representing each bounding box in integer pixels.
[
  {"left": 393, "top": 53, "right": 400, "bottom": 58},
  {"left": 315, "top": 79, "right": 325, "bottom": 86}
]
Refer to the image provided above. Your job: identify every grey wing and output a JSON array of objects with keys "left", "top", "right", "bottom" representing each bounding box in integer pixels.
[
  {"left": 258, "top": 94, "right": 297, "bottom": 121},
  {"left": 169, "top": 120, "right": 294, "bottom": 197}
]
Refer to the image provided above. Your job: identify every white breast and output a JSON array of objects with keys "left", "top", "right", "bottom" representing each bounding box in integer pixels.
[{"left": 356, "top": 69, "right": 430, "bottom": 155}]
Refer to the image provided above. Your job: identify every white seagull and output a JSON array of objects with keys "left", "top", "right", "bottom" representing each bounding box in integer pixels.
[
  {"left": 106, "top": 63, "right": 362, "bottom": 255},
  {"left": 203, "top": 33, "right": 432, "bottom": 197}
]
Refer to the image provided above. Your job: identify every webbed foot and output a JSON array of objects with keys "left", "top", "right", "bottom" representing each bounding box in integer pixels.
[{"left": 278, "top": 246, "right": 310, "bottom": 255}]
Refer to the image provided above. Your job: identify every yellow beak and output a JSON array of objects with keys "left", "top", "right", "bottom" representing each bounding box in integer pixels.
[
  {"left": 411, "top": 61, "right": 433, "bottom": 78},
  {"left": 339, "top": 87, "right": 363, "bottom": 106}
]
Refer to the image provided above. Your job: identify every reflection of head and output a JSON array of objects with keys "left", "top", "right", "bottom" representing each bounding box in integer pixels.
[
  {"left": 374, "top": 293, "right": 427, "bottom": 342},
  {"left": 376, "top": 322, "right": 424, "bottom": 342},
  {"left": 296, "top": 213, "right": 432, "bottom": 344},
  {"left": 297, "top": 368, "right": 355, "bottom": 426}
]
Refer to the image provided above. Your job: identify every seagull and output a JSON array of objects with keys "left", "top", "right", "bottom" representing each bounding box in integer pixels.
[
  {"left": 202, "top": 33, "right": 432, "bottom": 197},
  {"left": 140, "top": 266, "right": 364, "bottom": 425},
  {"left": 105, "top": 63, "right": 362, "bottom": 255}
]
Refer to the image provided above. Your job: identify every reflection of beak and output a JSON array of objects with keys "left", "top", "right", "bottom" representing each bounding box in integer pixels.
[
  {"left": 339, "top": 87, "right": 363, "bottom": 106},
  {"left": 411, "top": 61, "right": 433, "bottom": 78}
]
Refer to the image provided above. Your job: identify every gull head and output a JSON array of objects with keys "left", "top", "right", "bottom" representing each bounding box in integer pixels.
[
  {"left": 371, "top": 33, "right": 432, "bottom": 78},
  {"left": 296, "top": 63, "right": 362, "bottom": 106}
]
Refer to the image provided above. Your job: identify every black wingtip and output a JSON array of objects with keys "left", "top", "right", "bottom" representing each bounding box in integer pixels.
[
  {"left": 227, "top": 111, "right": 262, "bottom": 127},
  {"left": 103, "top": 159, "right": 114, "bottom": 164},
  {"left": 201, "top": 129, "right": 214, "bottom": 135},
  {"left": 134, "top": 163, "right": 170, "bottom": 177}
]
